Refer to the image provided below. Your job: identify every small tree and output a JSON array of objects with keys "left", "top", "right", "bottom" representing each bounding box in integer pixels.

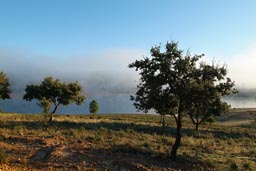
[
  {"left": 89, "top": 100, "right": 99, "bottom": 118},
  {"left": 0, "top": 71, "right": 11, "bottom": 112},
  {"left": 0, "top": 71, "right": 11, "bottom": 101},
  {"left": 23, "top": 77, "right": 86, "bottom": 123},
  {"left": 187, "top": 63, "right": 237, "bottom": 130}
]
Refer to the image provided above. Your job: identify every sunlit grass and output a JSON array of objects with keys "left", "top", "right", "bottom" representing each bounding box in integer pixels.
[{"left": 0, "top": 112, "right": 255, "bottom": 170}]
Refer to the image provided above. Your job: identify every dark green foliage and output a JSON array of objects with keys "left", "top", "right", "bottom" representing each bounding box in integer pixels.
[
  {"left": 220, "top": 102, "right": 231, "bottom": 114},
  {"left": 187, "top": 62, "right": 237, "bottom": 130},
  {"left": 23, "top": 77, "right": 86, "bottom": 122},
  {"left": 89, "top": 100, "right": 99, "bottom": 117},
  {"left": 38, "top": 97, "right": 51, "bottom": 114},
  {"left": 129, "top": 41, "right": 237, "bottom": 160},
  {"left": 230, "top": 162, "right": 239, "bottom": 171},
  {"left": 0, "top": 71, "right": 11, "bottom": 100},
  {"left": 206, "top": 117, "right": 216, "bottom": 124},
  {"left": 243, "top": 163, "right": 251, "bottom": 170}
]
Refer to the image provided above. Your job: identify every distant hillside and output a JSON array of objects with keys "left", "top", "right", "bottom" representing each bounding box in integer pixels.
[{"left": 217, "top": 110, "right": 256, "bottom": 124}]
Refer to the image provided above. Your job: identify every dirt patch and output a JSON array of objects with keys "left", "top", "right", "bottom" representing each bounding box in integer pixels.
[
  {"left": 1, "top": 136, "right": 214, "bottom": 171},
  {"left": 30, "top": 147, "right": 54, "bottom": 161}
]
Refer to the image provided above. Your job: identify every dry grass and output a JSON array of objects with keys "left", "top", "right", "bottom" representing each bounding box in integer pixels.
[{"left": 0, "top": 112, "right": 255, "bottom": 170}]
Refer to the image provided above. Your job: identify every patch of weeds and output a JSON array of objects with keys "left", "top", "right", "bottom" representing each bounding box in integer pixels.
[
  {"left": 21, "top": 157, "right": 28, "bottom": 168},
  {"left": 249, "top": 148, "right": 256, "bottom": 158},
  {"left": 161, "top": 136, "right": 171, "bottom": 145},
  {"left": 126, "top": 128, "right": 134, "bottom": 134},
  {"left": 85, "top": 135, "right": 95, "bottom": 142},
  {"left": 13, "top": 125, "right": 27, "bottom": 135},
  {"left": 243, "top": 162, "right": 251, "bottom": 170},
  {"left": 199, "top": 139, "right": 205, "bottom": 148},
  {"left": 203, "top": 159, "right": 217, "bottom": 169},
  {"left": 227, "top": 138, "right": 236, "bottom": 146},
  {"left": 192, "top": 131, "right": 204, "bottom": 138},
  {"left": 117, "top": 130, "right": 126, "bottom": 138},
  {"left": 63, "top": 129, "right": 81, "bottom": 140},
  {"left": 95, "top": 132, "right": 105, "bottom": 142},
  {"left": 0, "top": 134, "right": 6, "bottom": 141},
  {"left": 112, "top": 143, "right": 139, "bottom": 154},
  {"left": 142, "top": 141, "right": 150, "bottom": 148},
  {"left": 106, "top": 128, "right": 113, "bottom": 135},
  {"left": 0, "top": 120, "right": 7, "bottom": 128},
  {"left": 0, "top": 148, "right": 8, "bottom": 164},
  {"left": 230, "top": 162, "right": 239, "bottom": 171},
  {"left": 141, "top": 140, "right": 155, "bottom": 156},
  {"left": 180, "top": 152, "right": 197, "bottom": 163},
  {"left": 45, "top": 127, "right": 58, "bottom": 136},
  {"left": 227, "top": 159, "right": 239, "bottom": 171}
]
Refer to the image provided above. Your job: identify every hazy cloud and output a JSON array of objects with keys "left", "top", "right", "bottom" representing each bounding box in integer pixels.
[
  {"left": 198, "top": 44, "right": 256, "bottom": 89},
  {"left": 203, "top": 44, "right": 256, "bottom": 108},
  {"left": 0, "top": 48, "right": 145, "bottom": 97},
  {"left": 227, "top": 44, "right": 256, "bottom": 89},
  {"left": 0, "top": 48, "right": 147, "bottom": 113},
  {"left": 224, "top": 88, "right": 256, "bottom": 108}
]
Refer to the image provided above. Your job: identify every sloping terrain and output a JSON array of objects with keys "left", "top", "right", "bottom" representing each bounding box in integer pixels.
[
  {"left": 0, "top": 113, "right": 255, "bottom": 171},
  {"left": 216, "top": 111, "right": 256, "bottom": 124}
]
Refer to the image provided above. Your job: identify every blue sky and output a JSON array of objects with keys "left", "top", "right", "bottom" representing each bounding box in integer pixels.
[
  {"left": 1, "top": 0, "right": 256, "bottom": 57},
  {"left": 1, "top": 0, "right": 256, "bottom": 111}
]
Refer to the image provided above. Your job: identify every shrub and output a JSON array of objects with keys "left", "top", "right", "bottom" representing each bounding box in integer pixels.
[
  {"left": 206, "top": 117, "right": 216, "bottom": 124},
  {"left": 230, "top": 162, "right": 239, "bottom": 171},
  {"left": 243, "top": 162, "right": 251, "bottom": 170}
]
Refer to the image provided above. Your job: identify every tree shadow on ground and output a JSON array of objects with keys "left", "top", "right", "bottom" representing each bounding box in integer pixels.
[
  {"left": 26, "top": 141, "right": 214, "bottom": 171},
  {"left": 0, "top": 120, "right": 254, "bottom": 140},
  {"left": 87, "top": 145, "right": 214, "bottom": 171}
]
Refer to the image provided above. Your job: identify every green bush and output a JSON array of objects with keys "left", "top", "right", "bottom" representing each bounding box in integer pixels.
[
  {"left": 230, "top": 162, "right": 239, "bottom": 171},
  {"left": 243, "top": 162, "right": 251, "bottom": 170}
]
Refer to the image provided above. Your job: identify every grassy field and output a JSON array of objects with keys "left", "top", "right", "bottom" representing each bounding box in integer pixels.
[{"left": 0, "top": 112, "right": 255, "bottom": 171}]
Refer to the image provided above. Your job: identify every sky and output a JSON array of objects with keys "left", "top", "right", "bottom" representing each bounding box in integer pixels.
[{"left": 1, "top": 0, "right": 256, "bottom": 113}]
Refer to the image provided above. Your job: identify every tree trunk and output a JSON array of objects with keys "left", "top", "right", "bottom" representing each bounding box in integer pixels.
[
  {"left": 48, "top": 114, "right": 53, "bottom": 123},
  {"left": 160, "top": 115, "right": 163, "bottom": 123},
  {"left": 195, "top": 123, "right": 199, "bottom": 131},
  {"left": 162, "top": 114, "right": 165, "bottom": 134},
  {"left": 48, "top": 104, "right": 58, "bottom": 123},
  {"left": 170, "top": 114, "right": 182, "bottom": 160}
]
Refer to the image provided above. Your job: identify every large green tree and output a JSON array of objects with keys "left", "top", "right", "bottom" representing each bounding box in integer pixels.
[
  {"left": 129, "top": 42, "right": 236, "bottom": 160},
  {"left": 0, "top": 71, "right": 11, "bottom": 103},
  {"left": 23, "top": 77, "right": 86, "bottom": 122}
]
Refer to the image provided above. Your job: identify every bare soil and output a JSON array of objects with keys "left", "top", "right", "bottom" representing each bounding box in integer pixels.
[{"left": 0, "top": 134, "right": 213, "bottom": 171}]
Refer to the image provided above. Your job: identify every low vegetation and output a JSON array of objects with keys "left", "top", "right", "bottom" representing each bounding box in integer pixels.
[{"left": 0, "top": 112, "right": 254, "bottom": 171}]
